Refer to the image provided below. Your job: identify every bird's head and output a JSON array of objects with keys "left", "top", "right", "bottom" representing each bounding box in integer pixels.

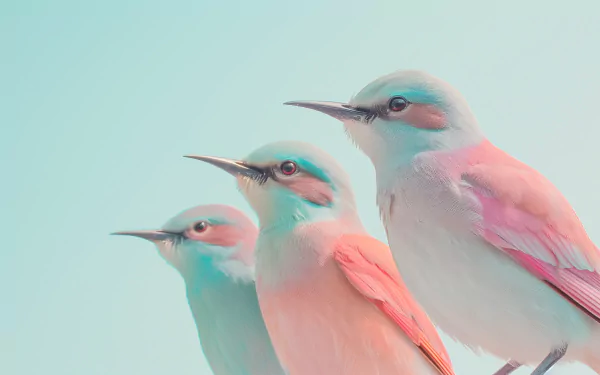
[
  {"left": 112, "top": 204, "right": 257, "bottom": 281},
  {"left": 187, "top": 141, "right": 363, "bottom": 232},
  {"left": 286, "top": 70, "right": 483, "bottom": 170}
]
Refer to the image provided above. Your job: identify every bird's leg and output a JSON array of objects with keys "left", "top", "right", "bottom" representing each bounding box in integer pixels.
[
  {"left": 492, "top": 360, "right": 522, "bottom": 375},
  {"left": 530, "top": 344, "right": 568, "bottom": 375}
]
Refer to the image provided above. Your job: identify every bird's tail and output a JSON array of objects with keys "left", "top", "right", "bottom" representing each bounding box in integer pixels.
[{"left": 583, "top": 328, "right": 600, "bottom": 374}]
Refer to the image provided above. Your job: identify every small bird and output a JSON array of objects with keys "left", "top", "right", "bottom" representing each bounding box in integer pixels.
[
  {"left": 186, "top": 141, "right": 456, "bottom": 375},
  {"left": 112, "top": 204, "right": 286, "bottom": 375},
  {"left": 284, "top": 70, "right": 600, "bottom": 375}
]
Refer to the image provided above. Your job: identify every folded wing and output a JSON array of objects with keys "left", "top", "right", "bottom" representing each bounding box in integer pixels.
[
  {"left": 460, "top": 161, "right": 600, "bottom": 323},
  {"left": 333, "top": 234, "right": 455, "bottom": 375}
]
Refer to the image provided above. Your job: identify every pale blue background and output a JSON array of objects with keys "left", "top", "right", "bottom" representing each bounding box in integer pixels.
[{"left": 4, "top": 1, "right": 600, "bottom": 374}]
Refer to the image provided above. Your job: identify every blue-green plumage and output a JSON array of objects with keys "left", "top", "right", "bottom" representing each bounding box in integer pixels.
[{"left": 114, "top": 204, "right": 286, "bottom": 375}]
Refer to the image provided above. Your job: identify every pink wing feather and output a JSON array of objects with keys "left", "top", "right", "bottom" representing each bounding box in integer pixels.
[
  {"left": 333, "top": 234, "right": 455, "bottom": 375},
  {"left": 459, "top": 147, "right": 600, "bottom": 323}
]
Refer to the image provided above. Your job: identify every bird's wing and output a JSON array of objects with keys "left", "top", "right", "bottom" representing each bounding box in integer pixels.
[
  {"left": 333, "top": 234, "right": 455, "bottom": 375},
  {"left": 460, "top": 160, "right": 600, "bottom": 322}
]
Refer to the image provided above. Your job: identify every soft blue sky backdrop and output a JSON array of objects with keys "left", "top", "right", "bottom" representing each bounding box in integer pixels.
[{"left": 4, "top": 1, "right": 599, "bottom": 374}]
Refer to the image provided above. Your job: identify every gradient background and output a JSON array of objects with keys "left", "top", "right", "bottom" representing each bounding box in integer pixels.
[{"left": 4, "top": 1, "right": 600, "bottom": 374}]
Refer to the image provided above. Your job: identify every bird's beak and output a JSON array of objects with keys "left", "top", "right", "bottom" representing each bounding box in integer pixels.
[
  {"left": 184, "top": 155, "right": 267, "bottom": 182},
  {"left": 284, "top": 101, "right": 372, "bottom": 122},
  {"left": 111, "top": 230, "right": 177, "bottom": 242}
]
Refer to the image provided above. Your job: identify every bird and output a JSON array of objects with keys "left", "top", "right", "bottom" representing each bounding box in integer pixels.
[
  {"left": 283, "top": 69, "right": 600, "bottom": 375},
  {"left": 112, "top": 204, "right": 287, "bottom": 375},
  {"left": 185, "top": 141, "right": 456, "bottom": 375}
]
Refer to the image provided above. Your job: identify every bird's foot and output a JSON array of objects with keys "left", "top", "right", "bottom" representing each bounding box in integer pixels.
[
  {"left": 493, "top": 359, "right": 522, "bottom": 375},
  {"left": 530, "top": 344, "right": 568, "bottom": 375}
]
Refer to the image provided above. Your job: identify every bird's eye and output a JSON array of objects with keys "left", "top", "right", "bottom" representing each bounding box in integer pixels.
[
  {"left": 193, "top": 221, "right": 208, "bottom": 233},
  {"left": 388, "top": 96, "right": 409, "bottom": 112},
  {"left": 280, "top": 161, "right": 297, "bottom": 175}
]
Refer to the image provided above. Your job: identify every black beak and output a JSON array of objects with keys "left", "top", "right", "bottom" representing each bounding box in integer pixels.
[
  {"left": 184, "top": 155, "right": 267, "bottom": 182},
  {"left": 111, "top": 230, "right": 179, "bottom": 242},
  {"left": 283, "top": 100, "right": 372, "bottom": 122}
]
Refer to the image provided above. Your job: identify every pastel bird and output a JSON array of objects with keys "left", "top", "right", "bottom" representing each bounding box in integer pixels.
[
  {"left": 285, "top": 70, "right": 600, "bottom": 375},
  {"left": 112, "top": 204, "right": 286, "bottom": 375},
  {"left": 186, "top": 141, "right": 456, "bottom": 375}
]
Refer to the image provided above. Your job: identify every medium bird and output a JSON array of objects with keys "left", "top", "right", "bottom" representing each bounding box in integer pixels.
[
  {"left": 112, "top": 204, "right": 286, "bottom": 375},
  {"left": 285, "top": 70, "right": 600, "bottom": 375},
  {"left": 186, "top": 141, "right": 455, "bottom": 375}
]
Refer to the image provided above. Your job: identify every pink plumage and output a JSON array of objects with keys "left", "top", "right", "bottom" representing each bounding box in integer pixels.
[
  {"left": 455, "top": 140, "right": 600, "bottom": 322},
  {"left": 255, "top": 224, "right": 455, "bottom": 375},
  {"left": 285, "top": 69, "right": 600, "bottom": 374},
  {"left": 192, "top": 140, "right": 457, "bottom": 375},
  {"left": 334, "top": 233, "right": 455, "bottom": 375}
]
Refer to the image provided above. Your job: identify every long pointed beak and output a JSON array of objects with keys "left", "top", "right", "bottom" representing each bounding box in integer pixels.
[
  {"left": 184, "top": 155, "right": 266, "bottom": 181},
  {"left": 111, "top": 230, "right": 177, "bottom": 242},
  {"left": 283, "top": 100, "right": 372, "bottom": 122}
]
